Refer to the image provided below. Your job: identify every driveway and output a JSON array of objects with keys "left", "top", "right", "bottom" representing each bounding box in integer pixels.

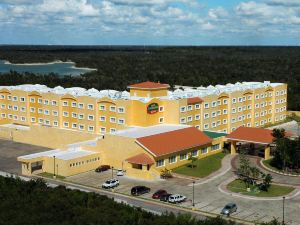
[{"left": 0, "top": 139, "right": 50, "bottom": 174}]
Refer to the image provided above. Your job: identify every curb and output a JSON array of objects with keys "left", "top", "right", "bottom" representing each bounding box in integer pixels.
[{"left": 259, "top": 159, "right": 300, "bottom": 177}]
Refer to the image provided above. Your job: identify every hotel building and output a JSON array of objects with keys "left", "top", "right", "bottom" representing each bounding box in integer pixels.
[{"left": 0, "top": 81, "right": 287, "bottom": 180}]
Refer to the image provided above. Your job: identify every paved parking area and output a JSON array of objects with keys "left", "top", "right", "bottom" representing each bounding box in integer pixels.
[
  {"left": 0, "top": 139, "right": 50, "bottom": 174},
  {"left": 67, "top": 169, "right": 300, "bottom": 225}
]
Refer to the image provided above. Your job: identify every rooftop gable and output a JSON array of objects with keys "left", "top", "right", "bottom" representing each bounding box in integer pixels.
[{"left": 128, "top": 81, "right": 170, "bottom": 90}]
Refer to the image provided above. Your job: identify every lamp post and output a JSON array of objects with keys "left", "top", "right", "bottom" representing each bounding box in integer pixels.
[
  {"left": 112, "top": 166, "right": 114, "bottom": 179},
  {"left": 282, "top": 196, "right": 285, "bottom": 225},
  {"left": 53, "top": 156, "right": 56, "bottom": 179},
  {"left": 192, "top": 181, "right": 195, "bottom": 207}
]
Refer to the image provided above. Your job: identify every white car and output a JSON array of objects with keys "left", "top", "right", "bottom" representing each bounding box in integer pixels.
[
  {"left": 102, "top": 178, "right": 120, "bottom": 189},
  {"left": 168, "top": 194, "right": 186, "bottom": 204},
  {"left": 116, "top": 169, "right": 124, "bottom": 176}
]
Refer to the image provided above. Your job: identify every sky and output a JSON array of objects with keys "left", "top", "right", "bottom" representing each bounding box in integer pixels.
[{"left": 0, "top": 0, "right": 299, "bottom": 45}]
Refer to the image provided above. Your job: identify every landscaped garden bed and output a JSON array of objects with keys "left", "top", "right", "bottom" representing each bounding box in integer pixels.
[
  {"left": 172, "top": 152, "right": 226, "bottom": 178},
  {"left": 262, "top": 159, "right": 300, "bottom": 176},
  {"left": 227, "top": 179, "right": 294, "bottom": 197}
]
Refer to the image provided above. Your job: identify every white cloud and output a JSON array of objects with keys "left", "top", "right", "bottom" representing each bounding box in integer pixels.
[{"left": 267, "top": 0, "right": 300, "bottom": 7}]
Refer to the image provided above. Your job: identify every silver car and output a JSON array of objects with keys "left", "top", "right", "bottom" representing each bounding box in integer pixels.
[{"left": 221, "top": 203, "right": 237, "bottom": 216}]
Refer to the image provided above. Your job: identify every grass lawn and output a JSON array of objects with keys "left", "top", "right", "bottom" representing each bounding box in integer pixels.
[
  {"left": 227, "top": 179, "right": 294, "bottom": 197},
  {"left": 38, "top": 172, "right": 65, "bottom": 180},
  {"left": 172, "top": 152, "right": 226, "bottom": 178},
  {"left": 263, "top": 159, "right": 300, "bottom": 175}
]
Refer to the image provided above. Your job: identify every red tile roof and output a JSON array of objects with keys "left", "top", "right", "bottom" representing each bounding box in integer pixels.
[
  {"left": 226, "top": 127, "right": 283, "bottom": 144},
  {"left": 126, "top": 153, "right": 154, "bottom": 165},
  {"left": 136, "top": 127, "right": 212, "bottom": 157},
  {"left": 128, "top": 81, "right": 170, "bottom": 90},
  {"left": 187, "top": 97, "right": 203, "bottom": 105}
]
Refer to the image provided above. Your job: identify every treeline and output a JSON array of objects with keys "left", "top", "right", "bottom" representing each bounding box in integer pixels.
[
  {"left": 0, "top": 176, "right": 281, "bottom": 225},
  {"left": 0, "top": 46, "right": 299, "bottom": 110}
]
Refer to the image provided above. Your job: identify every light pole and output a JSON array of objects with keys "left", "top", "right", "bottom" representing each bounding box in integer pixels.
[
  {"left": 282, "top": 196, "right": 285, "bottom": 225},
  {"left": 53, "top": 156, "right": 56, "bottom": 179},
  {"left": 192, "top": 181, "right": 195, "bottom": 207},
  {"left": 111, "top": 166, "right": 114, "bottom": 179}
]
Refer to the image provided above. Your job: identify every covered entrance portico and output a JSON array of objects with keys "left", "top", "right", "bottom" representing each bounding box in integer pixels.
[{"left": 226, "top": 127, "right": 275, "bottom": 160}]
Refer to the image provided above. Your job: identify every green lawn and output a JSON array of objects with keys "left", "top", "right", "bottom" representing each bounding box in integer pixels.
[
  {"left": 263, "top": 159, "right": 300, "bottom": 175},
  {"left": 227, "top": 179, "right": 294, "bottom": 197},
  {"left": 172, "top": 152, "right": 226, "bottom": 178},
  {"left": 38, "top": 172, "right": 65, "bottom": 180}
]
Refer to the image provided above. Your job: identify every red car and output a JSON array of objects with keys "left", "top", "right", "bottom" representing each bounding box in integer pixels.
[
  {"left": 95, "top": 165, "right": 110, "bottom": 173},
  {"left": 152, "top": 189, "right": 168, "bottom": 199}
]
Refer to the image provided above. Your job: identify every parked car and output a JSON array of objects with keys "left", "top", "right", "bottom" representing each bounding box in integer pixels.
[
  {"left": 152, "top": 189, "right": 168, "bottom": 199},
  {"left": 131, "top": 186, "right": 150, "bottom": 196},
  {"left": 168, "top": 194, "right": 186, "bottom": 204},
  {"left": 116, "top": 169, "right": 124, "bottom": 176},
  {"left": 95, "top": 165, "right": 110, "bottom": 173},
  {"left": 102, "top": 178, "right": 119, "bottom": 189},
  {"left": 221, "top": 203, "right": 237, "bottom": 216},
  {"left": 159, "top": 193, "right": 172, "bottom": 202}
]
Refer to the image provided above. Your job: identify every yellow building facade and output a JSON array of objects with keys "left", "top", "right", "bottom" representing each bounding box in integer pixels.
[{"left": 0, "top": 81, "right": 287, "bottom": 180}]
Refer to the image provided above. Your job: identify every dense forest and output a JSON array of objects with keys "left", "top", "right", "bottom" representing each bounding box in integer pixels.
[
  {"left": 0, "top": 46, "right": 299, "bottom": 110},
  {"left": 0, "top": 176, "right": 282, "bottom": 225}
]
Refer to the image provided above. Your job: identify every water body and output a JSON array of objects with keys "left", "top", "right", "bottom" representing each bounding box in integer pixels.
[{"left": 0, "top": 60, "right": 96, "bottom": 76}]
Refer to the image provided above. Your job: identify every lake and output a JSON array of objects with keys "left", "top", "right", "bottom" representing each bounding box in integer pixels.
[{"left": 0, "top": 60, "right": 96, "bottom": 76}]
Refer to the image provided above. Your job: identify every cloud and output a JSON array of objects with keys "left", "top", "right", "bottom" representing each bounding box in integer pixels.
[{"left": 266, "top": 0, "right": 300, "bottom": 7}]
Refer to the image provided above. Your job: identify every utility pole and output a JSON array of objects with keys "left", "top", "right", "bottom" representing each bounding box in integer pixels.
[
  {"left": 282, "top": 196, "right": 285, "bottom": 225},
  {"left": 111, "top": 166, "right": 114, "bottom": 179},
  {"left": 53, "top": 156, "right": 56, "bottom": 179},
  {"left": 192, "top": 181, "right": 195, "bottom": 207}
]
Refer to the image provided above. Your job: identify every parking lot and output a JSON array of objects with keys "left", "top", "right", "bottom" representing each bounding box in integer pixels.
[
  {"left": 67, "top": 168, "right": 300, "bottom": 225},
  {"left": 0, "top": 139, "right": 51, "bottom": 174}
]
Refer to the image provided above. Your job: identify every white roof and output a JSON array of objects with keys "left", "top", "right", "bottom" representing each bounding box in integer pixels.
[
  {"left": 18, "top": 149, "right": 98, "bottom": 161},
  {"left": 0, "top": 81, "right": 284, "bottom": 102},
  {"left": 0, "top": 124, "right": 30, "bottom": 130},
  {"left": 113, "top": 124, "right": 190, "bottom": 138}
]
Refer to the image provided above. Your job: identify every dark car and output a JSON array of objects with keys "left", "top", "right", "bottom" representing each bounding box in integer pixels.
[
  {"left": 95, "top": 165, "right": 111, "bottom": 173},
  {"left": 152, "top": 189, "right": 168, "bottom": 199},
  {"left": 131, "top": 186, "right": 150, "bottom": 196},
  {"left": 221, "top": 203, "right": 237, "bottom": 216},
  {"left": 159, "top": 193, "right": 172, "bottom": 202}
]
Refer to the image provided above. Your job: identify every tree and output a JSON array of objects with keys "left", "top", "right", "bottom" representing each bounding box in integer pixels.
[{"left": 260, "top": 174, "right": 273, "bottom": 192}]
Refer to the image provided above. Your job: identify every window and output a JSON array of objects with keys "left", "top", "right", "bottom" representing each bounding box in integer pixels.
[
  {"left": 212, "top": 122, "right": 216, "bottom": 128},
  {"left": 110, "top": 128, "right": 116, "bottom": 133},
  {"left": 159, "top": 117, "right": 164, "bottom": 123},
  {"left": 79, "top": 114, "right": 84, "bottom": 120},
  {"left": 38, "top": 98, "right": 42, "bottom": 104},
  {"left": 21, "top": 107, "right": 26, "bottom": 112},
  {"left": 110, "top": 117, "right": 116, "bottom": 123},
  {"left": 180, "top": 153, "right": 188, "bottom": 160},
  {"left": 238, "top": 97, "right": 243, "bottom": 103},
  {"left": 52, "top": 111, "right": 58, "bottom": 116},
  {"left": 212, "top": 101, "right": 217, "bottom": 107},
  {"left": 204, "top": 103, "right": 209, "bottom": 109},
  {"left": 118, "top": 118, "right": 125, "bottom": 124},
  {"left": 44, "top": 100, "right": 49, "bottom": 105},
  {"left": 71, "top": 102, "right": 77, "bottom": 107},
  {"left": 195, "top": 104, "right": 201, "bottom": 109},
  {"left": 88, "top": 115, "right": 94, "bottom": 121},
  {"left": 180, "top": 117, "right": 186, "bottom": 124},
  {"left": 195, "top": 114, "right": 200, "bottom": 120},
  {"left": 204, "top": 113, "right": 209, "bottom": 119},
  {"left": 247, "top": 95, "right": 252, "bottom": 100},
  {"left": 180, "top": 106, "right": 186, "bottom": 112},
  {"left": 223, "top": 119, "right": 227, "bottom": 124},
  {"left": 211, "top": 112, "right": 216, "bottom": 118},
  {"left": 52, "top": 100, "right": 57, "bottom": 106},
  {"left": 13, "top": 106, "right": 18, "bottom": 111},
  {"left": 0, "top": 95, "right": 4, "bottom": 99},
  {"left": 87, "top": 104, "right": 94, "bottom": 110},
  {"left": 232, "top": 98, "right": 236, "bottom": 104},
  {"left": 223, "top": 109, "right": 228, "bottom": 114},
  {"left": 99, "top": 116, "right": 106, "bottom": 121},
  {"left": 63, "top": 101, "right": 68, "bottom": 106},
  {"left": 204, "top": 124, "right": 209, "bottom": 130},
  {"left": 78, "top": 103, "right": 84, "bottom": 109},
  {"left": 168, "top": 156, "right": 176, "bottom": 164},
  {"left": 191, "top": 150, "right": 198, "bottom": 157},
  {"left": 156, "top": 159, "right": 165, "bottom": 167},
  {"left": 63, "top": 122, "right": 69, "bottom": 128},
  {"left": 232, "top": 108, "right": 236, "bottom": 113},
  {"left": 100, "top": 127, "right": 106, "bottom": 133},
  {"left": 38, "top": 118, "right": 43, "bottom": 124},
  {"left": 217, "top": 100, "right": 221, "bottom": 105},
  {"left": 187, "top": 105, "right": 193, "bottom": 111},
  {"left": 223, "top": 99, "right": 228, "bottom": 105},
  {"left": 217, "top": 110, "right": 221, "bottom": 116},
  {"left": 53, "top": 121, "right": 58, "bottom": 127},
  {"left": 201, "top": 147, "right": 208, "bottom": 154},
  {"left": 45, "top": 120, "right": 50, "bottom": 125},
  {"left": 110, "top": 106, "right": 116, "bottom": 112},
  {"left": 20, "top": 97, "right": 25, "bottom": 102},
  {"left": 1, "top": 113, "right": 6, "bottom": 118},
  {"left": 72, "top": 112, "right": 77, "bottom": 118},
  {"left": 13, "top": 115, "right": 18, "bottom": 121},
  {"left": 31, "top": 117, "right": 36, "bottom": 122},
  {"left": 211, "top": 144, "right": 220, "bottom": 151},
  {"left": 99, "top": 105, "right": 105, "bottom": 111},
  {"left": 7, "top": 95, "right": 12, "bottom": 100},
  {"left": 118, "top": 107, "right": 125, "bottom": 113},
  {"left": 187, "top": 116, "right": 192, "bottom": 122},
  {"left": 38, "top": 108, "right": 43, "bottom": 114},
  {"left": 8, "top": 114, "right": 12, "bottom": 119},
  {"left": 30, "top": 98, "right": 35, "bottom": 103},
  {"left": 30, "top": 107, "right": 35, "bottom": 113},
  {"left": 242, "top": 96, "right": 246, "bottom": 101},
  {"left": 79, "top": 124, "right": 85, "bottom": 130},
  {"left": 1, "top": 104, "right": 5, "bottom": 109},
  {"left": 8, "top": 105, "right": 12, "bottom": 110},
  {"left": 44, "top": 110, "right": 50, "bottom": 115},
  {"left": 238, "top": 107, "right": 242, "bottom": 112},
  {"left": 63, "top": 111, "right": 69, "bottom": 117},
  {"left": 88, "top": 126, "right": 94, "bottom": 132}
]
